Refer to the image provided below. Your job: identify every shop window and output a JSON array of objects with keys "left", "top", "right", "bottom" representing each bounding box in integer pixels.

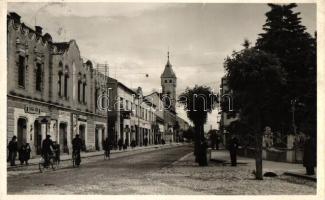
[{"left": 18, "top": 55, "right": 25, "bottom": 88}]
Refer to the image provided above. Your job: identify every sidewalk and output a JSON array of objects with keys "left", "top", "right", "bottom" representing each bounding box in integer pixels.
[
  {"left": 7, "top": 142, "right": 185, "bottom": 170},
  {"left": 210, "top": 149, "right": 316, "bottom": 181}
]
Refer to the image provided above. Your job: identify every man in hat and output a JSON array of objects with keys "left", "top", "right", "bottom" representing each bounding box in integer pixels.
[
  {"left": 7, "top": 136, "right": 18, "bottom": 166},
  {"left": 41, "top": 135, "right": 54, "bottom": 167},
  {"left": 72, "top": 134, "right": 83, "bottom": 166},
  {"left": 228, "top": 135, "right": 239, "bottom": 166}
]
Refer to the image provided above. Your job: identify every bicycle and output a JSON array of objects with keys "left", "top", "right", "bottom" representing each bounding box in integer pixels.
[
  {"left": 39, "top": 154, "right": 58, "bottom": 173},
  {"left": 72, "top": 150, "right": 81, "bottom": 167}
]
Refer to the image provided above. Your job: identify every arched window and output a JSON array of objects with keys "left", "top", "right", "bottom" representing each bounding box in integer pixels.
[
  {"left": 64, "top": 65, "right": 69, "bottom": 99},
  {"left": 58, "top": 71, "right": 62, "bottom": 97},
  {"left": 78, "top": 80, "right": 81, "bottom": 103},
  {"left": 58, "top": 62, "right": 63, "bottom": 97},
  {"left": 164, "top": 80, "right": 167, "bottom": 83},
  {"left": 169, "top": 80, "right": 172, "bottom": 83},
  {"left": 95, "top": 86, "right": 99, "bottom": 109},
  {"left": 35, "top": 63, "right": 42, "bottom": 92},
  {"left": 18, "top": 55, "right": 25, "bottom": 87},
  {"left": 82, "top": 82, "right": 86, "bottom": 104}
]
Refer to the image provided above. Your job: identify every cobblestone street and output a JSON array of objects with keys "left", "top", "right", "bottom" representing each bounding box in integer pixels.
[{"left": 7, "top": 145, "right": 316, "bottom": 195}]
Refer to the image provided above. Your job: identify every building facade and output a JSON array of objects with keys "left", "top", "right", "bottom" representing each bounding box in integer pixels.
[{"left": 7, "top": 12, "right": 107, "bottom": 156}]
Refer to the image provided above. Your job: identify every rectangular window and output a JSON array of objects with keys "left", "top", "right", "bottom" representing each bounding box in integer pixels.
[
  {"left": 126, "top": 100, "right": 129, "bottom": 111},
  {"left": 18, "top": 56, "right": 25, "bottom": 87}
]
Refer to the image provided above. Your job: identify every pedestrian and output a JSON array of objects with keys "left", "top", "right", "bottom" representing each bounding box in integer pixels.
[
  {"left": 131, "top": 139, "right": 136, "bottom": 149},
  {"left": 216, "top": 135, "right": 220, "bottom": 150},
  {"left": 161, "top": 138, "right": 165, "bottom": 145},
  {"left": 72, "top": 134, "right": 83, "bottom": 166},
  {"left": 19, "top": 142, "right": 31, "bottom": 165},
  {"left": 123, "top": 138, "right": 128, "bottom": 150},
  {"left": 118, "top": 138, "right": 123, "bottom": 151},
  {"left": 103, "top": 137, "right": 111, "bottom": 158},
  {"left": 7, "top": 136, "right": 18, "bottom": 166},
  {"left": 144, "top": 137, "right": 148, "bottom": 146},
  {"left": 303, "top": 134, "right": 316, "bottom": 175},
  {"left": 53, "top": 141, "right": 60, "bottom": 165},
  {"left": 228, "top": 135, "right": 239, "bottom": 166},
  {"left": 42, "top": 135, "right": 55, "bottom": 167}
]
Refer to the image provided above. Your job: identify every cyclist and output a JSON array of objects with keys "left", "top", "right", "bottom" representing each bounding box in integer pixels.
[
  {"left": 41, "top": 135, "right": 54, "bottom": 167},
  {"left": 72, "top": 134, "right": 83, "bottom": 166},
  {"left": 103, "top": 137, "right": 111, "bottom": 159}
]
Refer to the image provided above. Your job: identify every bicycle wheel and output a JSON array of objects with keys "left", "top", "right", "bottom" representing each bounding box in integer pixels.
[{"left": 50, "top": 158, "right": 56, "bottom": 171}]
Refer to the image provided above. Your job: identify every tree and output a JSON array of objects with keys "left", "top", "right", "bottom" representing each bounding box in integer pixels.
[
  {"left": 178, "top": 85, "right": 217, "bottom": 166},
  {"left": 256, "top": 3, "right": 316, "bottom": 135},
  {"left": 224, "top": 47, "right": 286, "bottom": 179}
]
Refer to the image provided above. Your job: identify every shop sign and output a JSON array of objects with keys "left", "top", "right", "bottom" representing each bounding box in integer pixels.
[{"left": 24, "top": 105, "right": 41, "bottom": 114}]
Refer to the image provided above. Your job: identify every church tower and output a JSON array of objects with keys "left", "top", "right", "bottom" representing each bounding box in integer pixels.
[{"left": 161, "top": 51, "right": 177, "bottom": 112}]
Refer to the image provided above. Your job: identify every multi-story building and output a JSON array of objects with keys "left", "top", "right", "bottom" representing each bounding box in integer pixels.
[
  {"left": 106, "top": 79, "right": 156, "bottom": 147},
  {"left": 7, "top": 12, "right": 107, "bottom": 156},
  {"left": 144, "top": 91, "right": 165, "bottom": 144}
]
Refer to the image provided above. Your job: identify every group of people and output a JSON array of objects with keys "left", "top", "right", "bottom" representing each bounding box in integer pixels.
[
  {"left": 225, "top": 133, "right": 316, "bottom": 175},
  {"left": 7, "top": 134, "right": 84, "bottom": 167},
  {"left": 7, "top": 136, "right": 31, "bottom": 166}
]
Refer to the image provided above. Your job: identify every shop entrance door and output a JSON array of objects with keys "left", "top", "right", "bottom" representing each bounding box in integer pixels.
[
  {"left": 34, "top": 120, "right": 42, "bottom": 155},
  {"left": 17, "top": 118, "right": 27, "bottom": 150}
]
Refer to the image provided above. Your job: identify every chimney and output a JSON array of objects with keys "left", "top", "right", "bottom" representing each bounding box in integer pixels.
[
  {"left": 35, "top": 26, "right": 42, "bottom": 35},
  {"left": 9, "top": 12, "right": 21, "bottom": 24}
]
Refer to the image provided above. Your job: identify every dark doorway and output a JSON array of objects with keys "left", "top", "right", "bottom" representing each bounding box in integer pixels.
[
  {"left": 59, "top": 123, "right": 68, "bottom": 153},
  {"left": 17, "top": 118, "right": 27, "bottom": 149},
  {"left": 79, "top": 124, "right": 86, "bottom": 151},
  {"left": 34, "top": 120, "right": 42, "bottom": 155}
]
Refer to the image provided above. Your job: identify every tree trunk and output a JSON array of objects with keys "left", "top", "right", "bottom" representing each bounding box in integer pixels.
[
  {"left": 198, "top": 124, "right": 208, "bottom": 166},
  {"left": 255, "top": 132, "right": 263, "bottom": 180},
  {"left": 194, "top": 125, "right": 200, "bottom": 163},
  {"left": 254, "top": 108, "right": 263, "bottom": 180}
]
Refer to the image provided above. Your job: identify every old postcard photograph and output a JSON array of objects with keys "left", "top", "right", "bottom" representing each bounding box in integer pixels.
[{"left": 1, "top": 0, "right": 324, "bottom": 198}]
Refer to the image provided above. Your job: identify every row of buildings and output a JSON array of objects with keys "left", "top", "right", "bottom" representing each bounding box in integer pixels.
[{"left": 7, "top": 12, "right": 190, "bottom": 157}]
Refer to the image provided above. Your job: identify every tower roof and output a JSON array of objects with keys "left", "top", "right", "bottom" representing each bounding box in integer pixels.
[{"left": 161, "top": 51, "right": 176, "bottom": 78}]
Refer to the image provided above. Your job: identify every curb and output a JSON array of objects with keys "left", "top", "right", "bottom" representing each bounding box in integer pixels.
[{"left": 283, "top": 172, "right": 317, "bottom": 182}]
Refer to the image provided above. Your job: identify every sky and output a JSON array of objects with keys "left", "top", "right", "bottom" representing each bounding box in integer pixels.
[{"left": 7, "top": 2, "right": 316, "bottom": 131}]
